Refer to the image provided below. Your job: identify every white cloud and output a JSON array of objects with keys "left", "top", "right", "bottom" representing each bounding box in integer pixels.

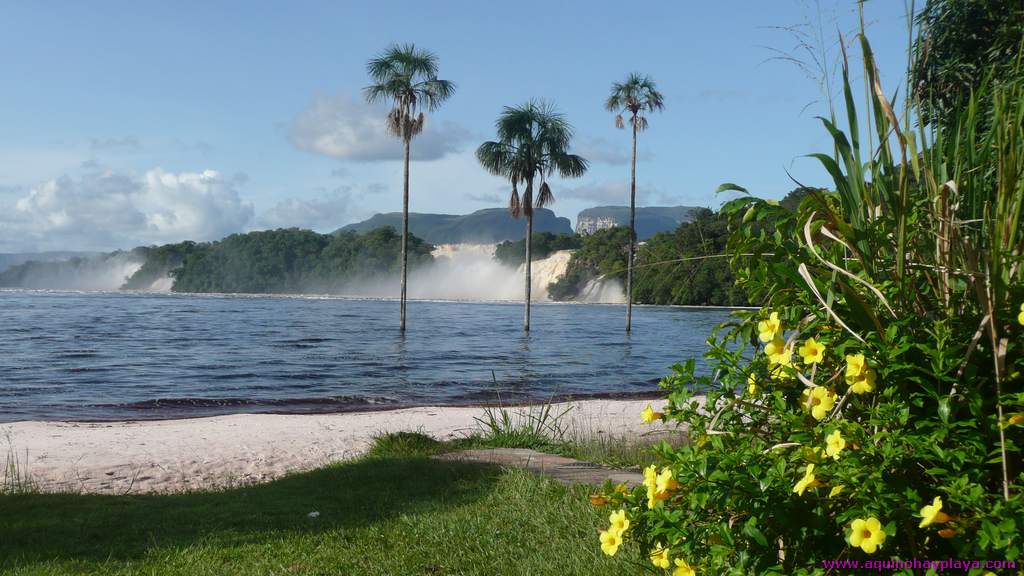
[
  {"left": 0, "top": 169, "right": 254, "bottom": 252},
  {"left": 258, "top": 189, "right": 358, "bottom": 232},
  {"left": 289, "top": 93, "right": 471, "bottom": 162},
  {"left": 574, "top": 136, "right": 631, "bottom": 165},
  {"left": 89, "top": 136, "right": 142, "bottom": 152},
  {"left": 558, "top": 181, "right": 675, "bottom": 205},
  {"left": 464, "top": 191, "right": 504, "bottom": 204}
]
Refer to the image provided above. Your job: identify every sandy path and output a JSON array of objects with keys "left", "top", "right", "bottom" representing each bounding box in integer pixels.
[{"left": 1, "top": 399, "right": 669, "bottom": 494}]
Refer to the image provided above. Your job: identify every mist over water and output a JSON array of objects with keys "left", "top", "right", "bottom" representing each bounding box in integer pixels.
[
  {"left": 0, "top": 290, "right": 728, "bottom": 422},
  {"left": 1, "top": 253, "right": 145, "bottom": 291},
  {"left": 339, "top": 244, "right": 624, "bottom": 303},
  {"left": 0, "top": 243, "right": 622, "bottom": 301}
]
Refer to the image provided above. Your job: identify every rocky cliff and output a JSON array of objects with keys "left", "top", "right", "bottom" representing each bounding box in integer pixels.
[
  {"left": 337, "top": 208, "right": 573, "bottom": 244},
  {"left": 575, "top": 205, "right": 700, "bottom": 240}
]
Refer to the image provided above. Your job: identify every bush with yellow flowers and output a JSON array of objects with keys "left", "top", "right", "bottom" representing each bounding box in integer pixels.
[{"left": 593, "top": 33, "right": 1024, "bottom": 575}]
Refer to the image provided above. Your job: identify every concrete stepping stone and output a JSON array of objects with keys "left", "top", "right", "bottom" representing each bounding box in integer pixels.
[{"left": 436, "top": 448, "right": 642, "bottom": 487}]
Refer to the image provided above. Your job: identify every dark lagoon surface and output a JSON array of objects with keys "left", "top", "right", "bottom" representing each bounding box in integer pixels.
[{"left": 0, "top": 290, "right": 732, "bottom": 422}]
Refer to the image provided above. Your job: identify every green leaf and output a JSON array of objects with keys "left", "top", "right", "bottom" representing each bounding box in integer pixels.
[
  {"left": 937, "top": 398, "right": 950, "bottom": 424},
  {"left": 716, "top": 182, "right": 749, "bottom": 194},
  {"left": 743, "top": 517, "right": 769, "bottom": 547}
]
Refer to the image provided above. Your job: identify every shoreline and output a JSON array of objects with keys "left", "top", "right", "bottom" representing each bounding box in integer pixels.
[
  {"left": 0, "top": 287, "right": 758, "bottom": 309},
  {"left": 1, "top": 398, "right": 672, "bottom": 495},
  {"left": 1, "top": 390, "right": 669, "bottom": 425}
]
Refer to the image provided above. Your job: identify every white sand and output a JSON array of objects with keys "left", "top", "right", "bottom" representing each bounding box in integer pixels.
[{"left": 1, "top": 399, "right": 670, "bottom": 494}]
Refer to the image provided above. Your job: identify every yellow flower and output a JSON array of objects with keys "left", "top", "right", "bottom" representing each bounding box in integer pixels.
[
  {"left": 599, "top": 529, "right": 622, "bottom": 556},
  {"left": 644, "top": 465, "right": 677, "bottom": 508},
  {"left": 828, "top": 484, "right": 845, "bottom": 498},
  {"left": 746, "top": 373, "right": 759, "bottom": 396},
  {"left": 799, "top": 337, "right": 826, "bottom": 364},
  {"left": 608, "top": 509, "right": 630, "bottom": 535},
  {"left": 589, "top": 494, "right": 609, "bottom": 506},
  {"left": 848, "top": 517, "right": 886, "bottom": 554},
  {"left": 845, "top": 354, "right": 877, "bottom": 394},
  {"left": 801, "top": 386, "right": 837, "bottom": 420},
  {"left": 651, "top": 543, "right": 671, "bottom": 568},
  {"left": 757, "top": 312, "right": 782, "bottom": 343},
  {"left": 803, "top": 445, "right": 824, "bottom": 463},
  {"left": 1019, "top": 303, "right": 1024, "bottom": 326},
  {"left": 765, "top": 335, "right": 786, "bottom": 359},
  {"left": 1007, "top": 413, "right": 1024, "bottom": 427},
  {"left": 672, "top": 558, "right": 696, "bottom": 576},
  {"left": 793, "top": 463, "right": 820, "bottom": 496},
  {"left": 614, "top": 482, "right": 628, "bottom": 494},
  {"left": 770, "top": 346, "right": 794, "bottom": 367},
  {"left": 825, "top": 429, "right": 846, "bottom": 460},
  {"left": 641, "top": 404, "right": 664, "bottom": 424},
  {"left": 656, "top": 468, "right": 680, "bottom": 495},
  {"left": 918, "top": 496, "right": 951, "bottom": 528},
  {"left": 846, "top": 353, "right": 867, "bottom": 377},
  {"left": 644, "top": 465, "right": 660, "bottom": 509}
]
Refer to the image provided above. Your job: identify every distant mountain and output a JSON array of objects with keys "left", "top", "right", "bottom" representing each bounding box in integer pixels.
[
  {"left": 0, "top": 251, "right": 101, "bottom": 274},
  {"left": 575, "top": 206, "right": 701, "bottom": 240},
  {"left": 336, "top": 208, "right": 573, "bottom": 244}
]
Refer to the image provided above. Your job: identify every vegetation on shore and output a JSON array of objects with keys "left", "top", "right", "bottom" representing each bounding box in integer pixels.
[
  {"left": 493, "top": 232, "right": 582, "bottom": 268},
  {"left": 590, "top": 9, "right": 1024, "bottom": 572}
]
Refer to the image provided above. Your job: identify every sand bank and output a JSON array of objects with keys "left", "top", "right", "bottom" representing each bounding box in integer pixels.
[{"left": 1, "top": 399, "right": 670, "bottom": 494}]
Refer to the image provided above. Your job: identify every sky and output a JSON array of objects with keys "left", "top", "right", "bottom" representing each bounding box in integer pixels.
[{"left": 0, "top": 0, "right": 915, "bottom": 253}]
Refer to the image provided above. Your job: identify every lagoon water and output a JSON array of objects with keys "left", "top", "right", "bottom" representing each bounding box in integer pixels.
[{"left": 0, "top": 290, "right": 730, "bottom": 422}]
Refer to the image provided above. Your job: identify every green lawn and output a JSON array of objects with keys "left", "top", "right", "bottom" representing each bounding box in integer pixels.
[{"left": 0, "top": 445, "right": 643, "bottom": 575}]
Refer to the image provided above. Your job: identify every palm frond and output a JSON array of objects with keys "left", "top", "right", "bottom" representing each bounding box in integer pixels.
[
  {"left": 606, "top": 73, "right": 666, "bottom": 117},
  {"left": 415, "top": 78, "right": 457, "bottom": 111},
  {"left": 386, "top": 109, "right": 404, "bottom": 138},
  {"left": 537, "top": 181, "right": 554, "bottom": 208},
  {"left": 477, "top": 100, "right": 587, "bottom": 211},
  {"left": 364, "top": 43, "right": 454, "bottom": 140},
  {"left": 521, "top": 180, "right": 534, "bottom": 218},
  {"left": 551, "top": 153, "right": 589, "bottom": 179},
  {"left": 509, "top": 181, "right": 521, "bottom": 218}
]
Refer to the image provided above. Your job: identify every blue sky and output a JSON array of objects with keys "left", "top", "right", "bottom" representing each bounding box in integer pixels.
[{"left": 0, "top": 0, "right": 914, "bottom": 252}]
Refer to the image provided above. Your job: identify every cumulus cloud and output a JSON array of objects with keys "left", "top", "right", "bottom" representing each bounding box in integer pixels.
[
  {"left": 0, "top": 169, "right": 254, "bottom": 252},
  {"left": 289, "top": 93, "right": 471, "bottom": 162}
]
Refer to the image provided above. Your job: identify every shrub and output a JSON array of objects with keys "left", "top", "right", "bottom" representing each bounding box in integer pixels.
[{"left": 592, "top": 32, "right": 1024, "bottom": 574}]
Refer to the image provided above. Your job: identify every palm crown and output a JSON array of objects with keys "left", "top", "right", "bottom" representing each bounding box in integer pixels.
[
  {"left": 606, "top": 73, "right": 664, "bottom": 130},
  {"left": 364, "top": 44, "right": 456, "bottom": 141},
  {"left": 476, "top": 100, "right": 588, "bottom": 218}
]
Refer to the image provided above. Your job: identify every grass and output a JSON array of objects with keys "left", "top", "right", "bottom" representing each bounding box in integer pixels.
[
  {"left": 455, "top": 402, "right": 682, "bottom": 470},
  {"left": 3, "top": 433, "right": 35, "bottom": 495},
  {"left": 0, "top": 433, "right": 643, "bottom": 576}
]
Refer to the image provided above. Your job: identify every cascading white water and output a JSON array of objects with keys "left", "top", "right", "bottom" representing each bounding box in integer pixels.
[{"left": 404, "top": 244, "right": 623, "bottom": 303}]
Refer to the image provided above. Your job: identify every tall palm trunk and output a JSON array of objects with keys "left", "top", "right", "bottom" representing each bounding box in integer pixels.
[
  {"left": 626, "top": 119, "right": 637, "bottom": 332},
  {"left": 524, "top": 201, "right": 533, "bottom": 332},
  {"left": 400, "top": 137, "right": 410, "bottom": 331}
]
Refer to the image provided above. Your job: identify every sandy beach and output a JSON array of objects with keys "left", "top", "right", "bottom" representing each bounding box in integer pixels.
[{"left": 1, "top": 399, "right": 670, "bottom": 494}]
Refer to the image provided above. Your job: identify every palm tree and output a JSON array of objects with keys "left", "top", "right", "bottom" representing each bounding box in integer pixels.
[
  {"left": 606, "top": 73, "right": 664, "bottom": 333},
  {"left": 476, "top": 101, "right": 588, "bottom": 331},
  {"left": 364, "top": 44, "right": 455, "bottom": 331}
]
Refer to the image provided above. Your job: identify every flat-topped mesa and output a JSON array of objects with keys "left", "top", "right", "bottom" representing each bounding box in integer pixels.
[
  {"left": 337, "top": 207, "right": 573, "bottom": 245},
  {"left": 575, "top": 205, "right": 701, "bottom": 240}
]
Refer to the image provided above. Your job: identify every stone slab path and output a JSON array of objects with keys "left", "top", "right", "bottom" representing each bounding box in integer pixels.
[{"left": 436, "top": 448, "right": 643, "bottom": 487}]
